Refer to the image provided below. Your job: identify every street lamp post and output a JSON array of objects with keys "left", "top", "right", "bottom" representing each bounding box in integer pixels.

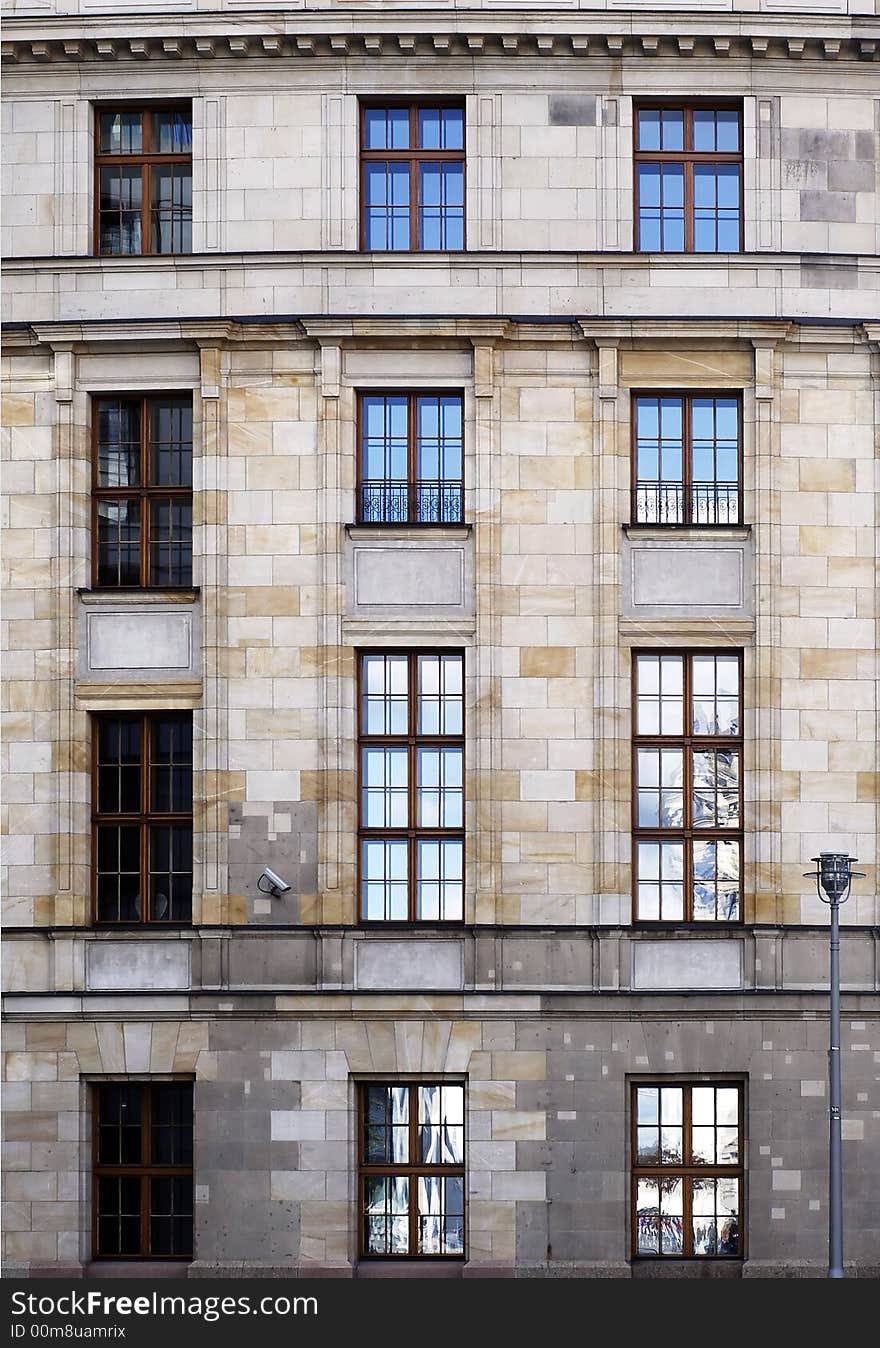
[{"left": 804, "top": 851, "right": 863, "bottom": 1279}]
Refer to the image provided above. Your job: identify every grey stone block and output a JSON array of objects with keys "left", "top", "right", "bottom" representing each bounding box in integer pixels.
[
  {"left": 798, "top": 129, "right": 852, "bottom": 160},
  {"left": 854, "top": 130, "right": 876, "bottom": 160},
  {"left": 800, "top": 190, "right": 856, "bottom": 223},
  {"left": 806, "top": 257, "right": 849, "bottom": 297},
  {"left": 827, "top": 159, "right": 876, "bottom": 193},
  {"left": 549, "top": 95, "right": 596, "bottom": 126}
]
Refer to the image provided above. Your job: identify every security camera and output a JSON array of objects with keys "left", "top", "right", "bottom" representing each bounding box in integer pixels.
[{"left": 257, "top": 867, "right": 292, "bottom": 897}]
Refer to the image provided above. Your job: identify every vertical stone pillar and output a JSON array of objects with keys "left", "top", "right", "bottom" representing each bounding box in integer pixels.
[
  {"left": 52, "top": 346, "right": 75, "bottom": 919},
  {"left": 317, "top": 341, "right": 346, "bottom": 917},
  {"left": 473, "top": 339, "right": 500, "bottom": 922},
  {"left": 592, "top": 339, "right": 625, "bottom": 925},
  {"left": 196, "top": 341, "right": 228, "bottom": 923},
  {"left": 752, "top": 338, "right": 782, "bottom": 923}
]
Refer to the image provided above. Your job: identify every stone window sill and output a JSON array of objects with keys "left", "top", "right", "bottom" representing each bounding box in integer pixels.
[
  {"left": 622, "top": 524, "right": 751, "bottom": 541},
  {"left": 78, "top": 588, "right": 200, "bottom": 606},
  {"left": 345, "top": 524, "right": 472, "bottom": 540}
]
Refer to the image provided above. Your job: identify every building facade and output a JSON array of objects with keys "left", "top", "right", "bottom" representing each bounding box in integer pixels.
[{"left": 2, "top": 0, "right": 879, "bottom": 1278}]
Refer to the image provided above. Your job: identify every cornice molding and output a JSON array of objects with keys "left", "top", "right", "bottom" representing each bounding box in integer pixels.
[{"left": 2, "top": 22, "right": 878, "bottom": 66}]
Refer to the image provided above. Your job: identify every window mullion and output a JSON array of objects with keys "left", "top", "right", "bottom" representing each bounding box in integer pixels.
[
  {"left": 410, "top": 157, "right": 418, "bottom": 252},
  {"left": 409, "top": 393, "right": 417, "bottom": 524},
  {"left": 141, "top": 717, "right": 150, "bottom": 925},
  {"left": 683, "top": 395, "right": 692, "bottom": 525},
  {"left": 409, "top": 1084, "right": 419, "bottom": 1254}
]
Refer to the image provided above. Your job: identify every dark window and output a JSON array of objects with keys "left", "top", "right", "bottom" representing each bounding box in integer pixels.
[
  {"left": 635, "top": 106, "right": 742, "bottom": 253},
  {"left": 96, "top": 106, "right": 192, "bottom": 256},
  {"left": 361, "top": 104, "right": 465, "bottom": 251},
  {"left": 632, "top": 652, "right": 742, "bottom": 923},
  {"left": 358, "top": 393, "right": 464, "bottom": 524},
  {"left": 93, "top": 713, "right": 193, "bottom": 925},
  {"left": 360, "top": 1082, "right": 465, "bottom": 1258},
  {"left": 92, "top": 395, "right": 193, "bottom": 588},
  {"left": 632, "top": 394, "right": 741, "bottom": 525},
  {"left": 359, "top": 652, "right": 464, "bottom": 921},
  {"left": 93, "top": 1082, "right": 193, "bottom": 1260},
  {"left": 632, "top": 1082, "right": 744, "bottom": 1258}
]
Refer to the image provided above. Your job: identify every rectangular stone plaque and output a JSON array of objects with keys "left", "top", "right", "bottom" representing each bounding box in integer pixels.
[
  {"left": 87, "top": 941, "right": 191, "bottom": 992},
  {"left": 632, "top": 940, "right": 743, "bottom": 990},
  {"left": 88, "top": 610, "right": 193, "bottom": 670},
  {"left": 354, "top": 547, "right": 464, "bottom": 608},
  {"left": 356, "top": 939, "right": 463, "bottom": 991}
]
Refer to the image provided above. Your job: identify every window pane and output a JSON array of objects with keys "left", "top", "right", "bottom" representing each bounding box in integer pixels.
[
  {"left": 418, "top": 747, "right": 463, "bottom": 828},
  {"left": 362, "top": 840, "right": 408, "bottom": 920},
  {"left": 418, "top": 653, "right": 463, "bottom": 734},
  {"left": 360, "top": 394, "right": 409, "bottom": 523},
  {"left": 418, "top": 107, "right": 464, "bottom": 150},
  {"left": 149, "top": 826, "right": 192, "bottom": 922},
  {"left": 637, "top": 109, "right": 660, "bottom": 152},
  {"left": 364, "top": 107, "right": 410, "bottom": 150},
  {"left": 150, "top": 399, "right": 193, "bottom": 487},
  {"left": 362, "top": 748, "right": 409, "bottom": 828},
  {"left": 97, "top": 1084, "right": 143, "bottom": 1165},
  {"left": 151, "top": 166, "right": 192, "bottom": 254},
  {"left": 365, "top": 163, "right": 410, "bottom": 250},
  {"left": 97, "top": 1176, "right": 142, "bottom": 1257},
  {"left": 151, "top": 1083, "right": 193, "bottom": 1165},
  {"left": 362, "top": 653, "right": 409, "bottom": 735},
  {"left": 419, "top": 163, "right": 464, "bottom": 250},
  {"left": 416, "top": 395, "right": 463, "bottom": 523},
  {"left": 151, "top": 110, "right": 192, "bottom": 154},
  {"left": 96, "top": 825, "right": 141, "bottom": 922},
  {"left": 417, "top": 839, "right": 463, "bottom": 921},
  {"left": 99, "top": 111, "right": 142, "bottom": 155},
  {"left": 149, "top": 500, "right": 192, "bottom": 586},
  {"left": 364, "top": 1175, "right": 410, "bottom": 1255},
  {"left": 97, "top": 399, "right": 141, "bottom": 487}
]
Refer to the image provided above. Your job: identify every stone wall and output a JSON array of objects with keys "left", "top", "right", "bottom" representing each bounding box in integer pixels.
[{"left": 3, "top": 1005, "right": 879, "bottom": 1276}]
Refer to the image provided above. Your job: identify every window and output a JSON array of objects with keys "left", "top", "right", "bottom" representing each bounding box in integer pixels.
[
  {"left": 635, "top": 105, "right": 742, "bottom": 253},
  {"left": 93, "top": 1082, "right": 193, "bottom": 1260},
  {"left": 633, "top": 651, "right": 742, "bottom": 923},
  {"left": 632, "top": 1082, "right": 743, "bottom": 1259},
  {"left": 359, "top": 652, "right": 464, "bottom": 921},
  {"left": 361, "top": 103, "right": 465, "bottom": 251},
  {"left": 632, "top": 393, "right": 741, "bottom": 525},
  {"left": 360, "top": 1082, "right": 465, "bottom": 1258},
  {"left": 358, "top": 393, "right": 464, "bottom": 524},
  {"left": 92, "top": 395, "right": 193, "bottom": 588},
  {"left": 96, "top": 106, "right": 192, "bottom": 255},
  {"left": 93, "top": 713, "right": 193, "bottom": 924}
]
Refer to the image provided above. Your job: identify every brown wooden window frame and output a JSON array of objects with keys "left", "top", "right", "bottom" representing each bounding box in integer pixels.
[
  {"left": 358, "top": 1081, "right": 466, "bottom": 1260},
  {"left": 358, "top": 650, "right": 465, "bottom": 923},
  {"left": 91, "top": 393, "right": 193, "bottom": 590},
  {"left": 91, "top": 712, "right": 193, "bottom": 927},
  {"left": 356, "top": 390, "right": 465, "bottom": 525},
  {"left": 630, "top": 390, "right": 743, "bottom": 527},
  {"left": 631, "top": 649, "right": 743, "bottom": 925},
  {"left": 94, "top": 103, "right": 192, "bottom": 257},
  {"left": 631, "top": 1080, "right": 745, "bottom": 1261},
  {"left": 633, "top": 102, "right": 744, "bottom": 254},
  {"left": 92, "top": 1080, "right": 194, "bottom": 1262},
  {"left": 359, "top": 100, "right": 466, "bottom": 253}
]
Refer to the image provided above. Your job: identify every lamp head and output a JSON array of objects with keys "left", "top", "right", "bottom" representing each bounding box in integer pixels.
[{"left": 804, "top": 851, "right": 864, "bottom": 905}]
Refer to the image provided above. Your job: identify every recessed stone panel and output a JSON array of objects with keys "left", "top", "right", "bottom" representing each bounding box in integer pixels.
[
  {"left": 87, "top": 941, "right": 191, "bottom": 992},
  {"left": 88, "top": 610, "right": 192, "bottom": 670},
  {"left": 81, "top": 601, "right": 200, "bottom": 679},
  {"left": 632, "top": 940, "right": 743, "bottom": 990},
  {"left": 356, "top": 939, "right": 464, "bottom": 991},
  {"left": 346, "top": 532, "right": 473, "bottom": 618},
  {"left": 622, "top": 536, "right": 754, "bottom": 618}
]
